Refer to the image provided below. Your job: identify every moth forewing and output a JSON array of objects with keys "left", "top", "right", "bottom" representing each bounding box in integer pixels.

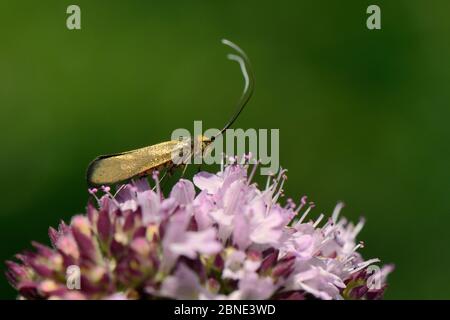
[{"left": 87, "top": 140, "right": 189, "bottom": 186}]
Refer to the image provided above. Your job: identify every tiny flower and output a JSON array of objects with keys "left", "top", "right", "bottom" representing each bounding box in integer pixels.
[
  {"left": 222, "top": 249, "right": 260, "bottom": 280},
  {"left": 228, "top": 272, "right": 276, "bottom": 300},
  {"left": 160, "top": 263, "right": 206, "bottom": 299}
]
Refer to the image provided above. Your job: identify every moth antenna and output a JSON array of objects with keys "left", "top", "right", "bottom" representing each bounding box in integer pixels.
[{"left": 213, "top": 39, "right": 254, "bottom": 140}]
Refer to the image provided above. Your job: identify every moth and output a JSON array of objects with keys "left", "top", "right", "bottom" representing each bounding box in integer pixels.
[{"left": 87, "top": 39, "right": 254, "bottom": 186}]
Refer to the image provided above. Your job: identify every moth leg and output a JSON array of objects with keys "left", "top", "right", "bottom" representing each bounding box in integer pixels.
[
  {"left": 160, "top": 167, "right": 176, "bottom": 191},
  {"left": 152, "top": 169, "right": 169, "bottom": 192},
  {"left": 181, "top": 163, "right": 190, "bottom": 177},
  {"left": 180, "top": 148, "right": 193, "bottom": 178}
]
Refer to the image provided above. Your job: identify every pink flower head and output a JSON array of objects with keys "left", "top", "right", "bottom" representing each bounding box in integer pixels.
[{"left": 6, "top": 160, "right": 392, "bottom": 300}]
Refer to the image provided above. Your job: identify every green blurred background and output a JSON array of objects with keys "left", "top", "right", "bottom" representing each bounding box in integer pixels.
[{"left": 1, "top": 0, "right": 449, "bottom": 299}]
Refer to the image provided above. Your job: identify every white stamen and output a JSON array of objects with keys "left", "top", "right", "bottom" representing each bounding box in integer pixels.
[
  {"left": 272, "top": 176, "right": 286, "bottom": 204},
  {"left": 351, "top": 241, "right": 365, "bottom": 253},
  {"left": 313, "top": 213, "right": 325, "bottom": 228},
  {"left": 349, "top": 258, "right": 380, "bottom": 274},
  {"left": 104, "top": 190, "right": 120, "bottom": 207},
  {"left": 294, "top": 196, "right": 307, "bottom": 214},
  {"left": 321, "top": 218, "right": 336, "bottom": 236},
  {"left": 113, "top": 184, "right": 126, "bottom": 197},
  {"left": 313, "top": 236, "right": 334, "bottom": 255},
  {"left": 89, "top": 192, "right": 101, "bottom": 205},
  {"left": 296, "top": 203, "right": 315, "bottom": 225},
  {"left": 352, "top": 218, "right": 366, "bottom": 238},
  {"left": 332, "top": 202, "right": 345, "bottom": 224},
  {"left": 275, "top": 168, "right": 286, "bottom": 185},
  {"left": 152, "top": 171, "right": 162, "bottom": 199},
  {"left": 344, "top": 255, "right": 355, "bottom": 264},
  {"left": 265, "top": 172, "right": 274, "bottom": 190},
  {"left": 247, "top": 160, "right": 259, "bottom": 185},
  {"left": 220, "top": 153, "right": 225, "bottom": 172}
]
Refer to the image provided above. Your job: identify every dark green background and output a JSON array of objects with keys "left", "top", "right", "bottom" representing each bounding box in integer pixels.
[{"left": 1, "top": 0, "right": 449, "bottom": 299}]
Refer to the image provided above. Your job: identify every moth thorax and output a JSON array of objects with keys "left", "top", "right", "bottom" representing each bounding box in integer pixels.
[{"left": 193, "top": 135, "right": 212, "bottom": 154}]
